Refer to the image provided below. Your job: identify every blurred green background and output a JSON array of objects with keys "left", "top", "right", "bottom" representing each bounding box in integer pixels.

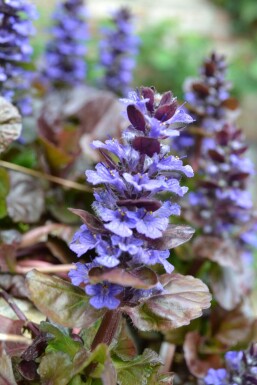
[{"left": 32, "top": 0, "right": 257, "bottom": 139}]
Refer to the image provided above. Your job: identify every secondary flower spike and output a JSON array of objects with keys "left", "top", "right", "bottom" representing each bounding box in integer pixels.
[
  {"left": 99, "top": 7, "right": 140, "bottom": 96},
  {"left": 0, "top": 0, "right": 37, "bottom": 115},
  {"left": 41, "top": 0, "right": 88, "bottom": 88},
  {"left": 69, "top": 87, "right": 194, "bottom": 310},
  {"left": 174, "top": 53, "right": 239, "bottom": 157}
]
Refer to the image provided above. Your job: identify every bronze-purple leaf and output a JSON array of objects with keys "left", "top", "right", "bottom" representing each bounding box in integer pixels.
[
  {"left": 214, "top": 308, "right": 257, "bottom": 347},
  {"left": 159, "top": 91, "right": 173, "bottom": 106},
  {"left": 21, "top": 334, "right": 48, "bottom": 361},
  {"left": 141, "top": 87, "right": 154, "bottom": 112},
  {"left": 209, "top": 265, "right": 241, "bottom": 311},
  {"left": 127, "top": 105, "right": 146, "bottom": 132},
  {"left": 132, "top": 137, "right": 160, "bottom": 157},
  {"left": 221, "top": 97, "right": 239, "bottom": 111},
  {"left": 68, "top": 208, "right": 107, "bottom": 234},
  {"left": 204, "top": 62, "right": 215, "bottom": 77},
  {"left": 117, "top": 199, "right": 161, "bottom": 212},
  {"left": 154, "top": 103, "right": 177, "bottom": 122},
  {"left": 88, "top": 266, "right": 158, "bottom": 289},
  {"left": 192, "top": 236, "right": 241, "bottom": 270},
  {"left": 229, "top": 172, "right": 250, "bottom": 182},
  {"left": 199, "top": 180, "right": 219, "bottom": 189},
  {"left": 192, "top": 83, "right": 209, "bottom": 97},
  {"left": 26, "top": 270, "right": 104, "bottom": 328},
  {"left": 208, "top": 149, "right": 225, "bottom": 163},
  {"left": 183, "top": 332, "right": 222, "bottom": 378},
  {"left": 18, "top": 360, "right": 38, "bottom": 381},
  {"left": 146, "top": 225, "right": 195, "bottom": 250},
  {"left": 122, "top": 274, "right": 211, "bottom": 332}
]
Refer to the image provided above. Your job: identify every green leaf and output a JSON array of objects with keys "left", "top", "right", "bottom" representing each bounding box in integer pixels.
[
  {"left": 122, "top": 274, "right": 211, "bottom": 332},
  {"left": 0, "top": 97, "right": 22, "bottom": 154},
  {"left": 0, "top": 168, "right": 9, "bottom": 218},
  {"left": 80, "top": 319, "right": 101, "bottom": 352},
  {"left": 26, "top": 270, "right": 105, "bottom": 328},
  {"left": 114, "top": 349, "right": 162, "bottom": 385},
  {"left": 38, "top": 351, "right": 74, "bottom": 385},
  {"left": 100, "top": 355, "right": 117, "bottom": 385},
  {"left": 68, "top": 375, "right": 88, "bottom": 385},
  {"left": 40, "top": 322, "right": 82, "bottom": 359},
  {"left": 112, "top": 320, "right": 137, "bottom": 361},
  {"left": 38, "top": 344, "right": 115, "bottom": 385}
]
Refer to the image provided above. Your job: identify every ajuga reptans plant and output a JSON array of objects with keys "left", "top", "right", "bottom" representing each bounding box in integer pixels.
[
  {"left": 41, "top": 0, "right": 88, "bottom": 88},
  {"left": 68, "top": 86, "right": 211, "bottom": 322},
  {"left": 174, "top": 53, "right": 239, "bottom": 165},
  {"left": 184, "top": 56, "right": 256, "bottom": 308},
  {"left": 0, "top": 0, "right": 37, "bottom": 115},
  {"left": 99, "top": 7, "right": 139, "bottom": 96}
]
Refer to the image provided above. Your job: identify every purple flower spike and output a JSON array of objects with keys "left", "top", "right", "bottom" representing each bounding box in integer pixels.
[
  {"left": 69, "top": 87, "right": 194, "bottom": 310},
  {"left": 0, "top": 0, "right": 37, "bottom": 115},
  {"left": 41, "top": 0, "right": 88, "bottom": 88},
  {"left": 99, "top": 7, "right": 140, "bottom": 96},
  {"left": 174, "top": 52, "right": 238, "bottom": 156}
]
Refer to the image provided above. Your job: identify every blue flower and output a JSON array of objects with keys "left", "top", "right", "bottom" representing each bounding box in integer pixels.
[
  {"left": 99, "top": 207, "right": 137, "bottom": 237},
  {"left": 70, "top": 224, "right": 100, "bottom": 257},
  {"left": 85, "top": 283, "right": 123, "bottom": 309},
  {"left": 135, "top": 202, "right": 180, "bottom": 239},
  {"left": 225, "top": 351, "right": 243, "bottom": 371},
  {"left": 204, "top": 368, "right": 228, "bottom": 385},
  {"left": 68, "top": 262, "right": 90, "bottom": 286},
  {"left": 86, "top": 163, "right": 126, "bottom": 192},
  {"left": 95, "top": 239, "right": 121, "bottom": 267}
]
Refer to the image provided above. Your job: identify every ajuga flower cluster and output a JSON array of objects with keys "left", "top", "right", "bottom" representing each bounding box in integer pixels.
[
  {"left": 69, "top": 87, "right": 195, "bottom": 309},
  {"left": 99, "top": 7, "right": 139, "bottom": 95},
  {"left": 41, "top": 0, "right": 88, "bottom": 88},
  {"left": 0, "top": 0, "right": 37, "bottom": 115},
  {"left": 175, "top": 53, "right": 238, "bottom": 159}
]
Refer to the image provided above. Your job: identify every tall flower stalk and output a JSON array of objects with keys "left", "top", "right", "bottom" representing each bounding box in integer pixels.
[
  {"left": 180, "top": 54, "right": 256, "bottom": 309},
  {"left": 99, "top": 7, "right": 140, "bottom": 96},
  {"left": 174, "top": 53, "right": 239, "bottom": 168},
  {"left": 167, "top": 54, "right": 257, "bottom": 382},
  {"left": 69, "top": 87, "right": 195, "bottom": 309},
  {"left": 41, "top": 0, "right": 88, "bottom": 89},
  {"left": 0, "top": 0, "right": 37, "bottom": 115}
]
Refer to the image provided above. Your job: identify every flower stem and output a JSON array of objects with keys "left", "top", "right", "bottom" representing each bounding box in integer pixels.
[{"left": 91, "top": 310, "right": 121, "bottom": 351}]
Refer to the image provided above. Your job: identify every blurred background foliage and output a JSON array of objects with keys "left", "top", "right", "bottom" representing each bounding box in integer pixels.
[
  {"left": 31, "top": 0, "right": 257, "bottom": 101},
  {"left": 211, "top": 0, "right": 257, "bottom": 36}
]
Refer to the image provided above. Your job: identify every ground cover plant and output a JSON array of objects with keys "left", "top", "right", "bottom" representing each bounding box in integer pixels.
[{"left": 0, "top": 1, "right": 256, "bottom": 384}]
